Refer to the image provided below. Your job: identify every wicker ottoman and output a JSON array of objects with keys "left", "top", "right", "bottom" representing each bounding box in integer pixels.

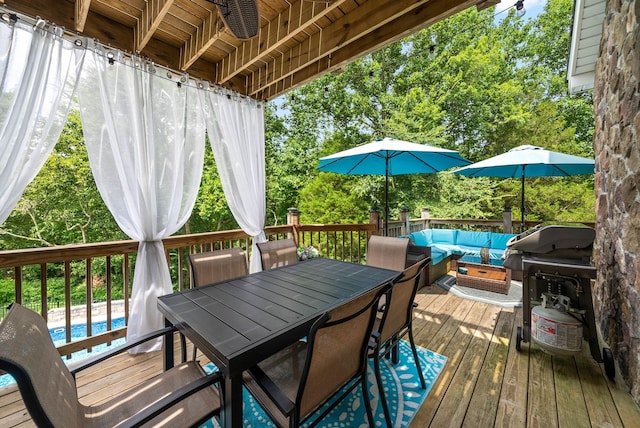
[{"left": 456, "top": 255, "right": 511, "bottom": 294}]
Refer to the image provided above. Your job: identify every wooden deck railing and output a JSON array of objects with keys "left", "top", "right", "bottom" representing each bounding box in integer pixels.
[
  {"left": 296, "top": 223, "right": 376, "bottom": 263},
  {"left": 0, "top": 214, "right": 593, "bottom": 359},
  {"left": 0, "top": 223, "right": 375, "bottom": 358},
  {"left": 387, "top": 210, "right": 595, "bottom": 236}
]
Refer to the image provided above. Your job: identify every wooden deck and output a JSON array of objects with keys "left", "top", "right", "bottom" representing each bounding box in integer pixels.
[{"left": 2, "top": 283, "right": 639, "bottom": 427}]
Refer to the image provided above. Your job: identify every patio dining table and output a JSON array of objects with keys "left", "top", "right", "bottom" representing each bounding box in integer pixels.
[{"left": 157, "top": 257, "right": 401, "bottom": 428}]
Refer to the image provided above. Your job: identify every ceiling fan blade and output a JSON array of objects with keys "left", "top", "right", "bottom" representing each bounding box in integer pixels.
[{"left": 218, "top": 0, "right": 259, "bottom": 40}]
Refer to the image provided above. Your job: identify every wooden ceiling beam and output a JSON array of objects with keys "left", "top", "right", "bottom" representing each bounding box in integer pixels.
[
  {"left": 216, "top": 0, "right": 346, "bottom": 84},
  {"left": 179, "top": 7, "right": 219, "bottom": 71},
  {"left": 3, "top": 0, "right": 492, "bottom": 101},
  {"left": 251, "top": 0, "right": 480, "bottom": 99},
  {"left": 5, "top": 0, "right": 136, "bottom": 50},
  {"left": 476, "top": 0, "right": 501, "bottom": 11},
  {"left": 75, "top": 0, "right": 91, "bottom": 32},
  {"left": 254, "top": 56, "right": 331, "bottom": 101},
  {"left": 6, "top": 0, "right": 74, "bottom": 30},
  {"left": 248, "top": 0, "right": 432, "bottom": 95},
  {"left": 327, "top": 0, "right": 480, "bottom": 67},
  {"left": 136, "top": 0, "right": 175, "bottom": 52},
  {"left": 3, "top": 0, "right": 220, "bottom": 88}
]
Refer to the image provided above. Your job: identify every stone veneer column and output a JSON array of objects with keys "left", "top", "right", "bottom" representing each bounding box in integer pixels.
[{"left": 593, "top": 0, "right": 640, "bottom": 405}]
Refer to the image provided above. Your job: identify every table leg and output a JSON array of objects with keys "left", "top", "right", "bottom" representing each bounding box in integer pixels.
[
  {"left": 163, "top": 318, "right": 174, "bottom": 371},
  {"left": 391, "top": 334, "right": 400, "bottom": 364},
  {"left": 221, "top": 373, "right": 244, "bottom": 428}
]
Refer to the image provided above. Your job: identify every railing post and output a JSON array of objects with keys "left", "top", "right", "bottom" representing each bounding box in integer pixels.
[
  {"left": 369, "top": 206, "right": 381, "bottom": 236},
  {"left": 287, "top": 207, "right": 300, "bottom": 245},
  {"left": 503, "top": 206, "right": 513, "bottom": 234},
  {"left": 400, "top": 206, "right": 409, "bottom": 235},
  {"left": 421, "top": 207, "right": 431, "bottom": 229}
]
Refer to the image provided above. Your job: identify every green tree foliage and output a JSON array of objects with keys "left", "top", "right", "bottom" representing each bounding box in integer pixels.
[
  {"left": 298, "top": 133, "right": 372, "bottom": 225},
  {"left": 264, "top": 101, "right": 324, "bottom": 224},
  {"left": 186, "top": 142, "right": 237, "bottom": 233},
  {"left": 0, "top": 109, "right": 124, "bottom": 248},
  {"left": 272, "top": 0, "right": 595, "bottom": 224},
  {"left": 1, "top": 0, "right": 595, "bottom": 243}
]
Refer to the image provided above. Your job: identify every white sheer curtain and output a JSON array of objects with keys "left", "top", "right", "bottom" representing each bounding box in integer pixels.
[
  {"left": 199, "top": 89, "right": 266, "bottom": 273},
  {"left": 77, "top": 44, "right": 205, "bottom": 352},
  {"left": 0, "top": 17, "right": 84, "bottom": 224}
]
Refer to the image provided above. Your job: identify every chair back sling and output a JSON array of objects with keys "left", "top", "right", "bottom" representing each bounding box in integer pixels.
[
  {"left": 245, "top": 283, "right": 390, "bottom": 427},
  {"left": 372, "top": 257, "right": 430, "bottom": 427},
  {"left": 188, "top": 247, "right": 248, "bottom": 287},
  {"left": 187, "top": 248, "right": 249, "bottom": 359},
  {"left": 257, "top": 239, "right": 299, "bottom": 270},
  {"left": 366, "top": 235, "right": 409, "bottom": 271},
  {"left": 0, "top": 303, "right": 81, "bottom": 427},
  {"left": 0, "top": 303, "right": 222, "bottom": 428},
  {"left": 378, "top": 257, "right": 429, "bottom": 344},
  {"left": 298, "top": 287, "right": 380, "bottom": 418}
]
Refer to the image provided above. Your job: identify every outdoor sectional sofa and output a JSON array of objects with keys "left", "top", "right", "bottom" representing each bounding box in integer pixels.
[{"left": 405, "top": 228, "right": 519, "bottom": 285}]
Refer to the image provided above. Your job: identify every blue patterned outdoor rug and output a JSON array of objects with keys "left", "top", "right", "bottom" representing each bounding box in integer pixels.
[{"left": 200, "top": 340, "right": 446, "bottom": 428}]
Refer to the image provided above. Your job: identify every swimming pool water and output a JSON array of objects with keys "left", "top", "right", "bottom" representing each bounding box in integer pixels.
[{"left": 0, "top": 317, "right": 127, "bottom": 388}]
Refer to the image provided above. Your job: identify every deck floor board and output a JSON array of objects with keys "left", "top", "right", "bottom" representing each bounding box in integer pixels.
[
  {"left": 463, "top": 309, "right": 514, "bottom": 428},
  {"left": 527, "top": 341, "right": 558, "bottom": 427},
  {"left": 495, "top": 308, "right": 529, "bottom": 427},
  {"left": 1, "top": 282, "right": 639, "bottom": 427},
  {"left": 553, "top": 353, "right": 591, "bottom": 428},
  {"left": 575, "top": 345, "right": 625, "bottom": 427}
]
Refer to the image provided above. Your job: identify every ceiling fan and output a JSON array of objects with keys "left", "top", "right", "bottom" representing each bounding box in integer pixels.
[{"left": 205, "top": 0, "right": 259, "bottom": 40}]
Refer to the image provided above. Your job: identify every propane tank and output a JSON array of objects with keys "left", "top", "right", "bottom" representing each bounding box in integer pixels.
[{"left": 531, "top": 294, "right": 583, "bottom": 356}]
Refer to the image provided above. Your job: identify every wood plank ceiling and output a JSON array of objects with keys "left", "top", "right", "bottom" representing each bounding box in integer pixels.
[{"left": 1, "top": 0, "right": 501, "bottom": 101}]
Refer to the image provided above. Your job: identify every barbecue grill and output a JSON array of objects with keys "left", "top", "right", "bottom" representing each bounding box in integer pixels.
[{"left": 503, "top": 224, "right": 615, "bottom": 379}]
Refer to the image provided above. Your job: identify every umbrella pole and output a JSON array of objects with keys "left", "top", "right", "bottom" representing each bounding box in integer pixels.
[
  {"left": 521, "top": 166, "right": 526, "bottom": 231},
  {"left": 385, "top": 160, "right": 389, "bottom": 236}
]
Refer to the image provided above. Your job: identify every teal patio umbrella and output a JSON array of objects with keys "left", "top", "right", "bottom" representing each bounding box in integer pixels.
[
  {"left": 317, "top": 137, "right": 471, "bottom": 236},
  {"left": 452, "top": 145, "right": 595, "bottom": 229}
]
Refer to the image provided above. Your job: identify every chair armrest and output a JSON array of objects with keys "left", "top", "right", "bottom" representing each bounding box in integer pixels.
[
  {"left": 368, "top": 330, "right": 381, "bottom": 351},
  {"left": 406, "top": 244, "right": 431, "bottom": 268},
  {"left": 408, "top": 244, "right": 430, "bottom": 258},
  {"left": 69, "top": 326, "right": 177, "bottom": 376},
  {"left": 114, "top": 371, "right": 223, "bottom": 428}
]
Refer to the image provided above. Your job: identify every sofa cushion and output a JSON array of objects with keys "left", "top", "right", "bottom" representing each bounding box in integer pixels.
[
  {"left": 429, "top": 246, "right": 450, "bottom": 265},
  {"left": 407, "top": 229, "right": 432, "bottom": 247},
  {"left": 431, "top": 243, "right": 459, "bottom": 256},
  {"left": 490, "top": 233, "right": 517, "bottom": 250},
  {"left": 431, "top": 229, "right": 457, "bottom": 244},
  {"left": 456, "top": 230, "right": 491, "bottom": 248},
  {"left": 457, "top": 245, "right": 482, "bottom": 257},
  {"left": 489, "top": 248, "right": 508, "bottom": 260},
  {"left": 408, "top": 228, "right": 516, "bottom": 266}
]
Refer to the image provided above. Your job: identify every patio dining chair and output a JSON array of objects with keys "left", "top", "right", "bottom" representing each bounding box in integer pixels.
[
  {"left": 188, "top": 247, "right": 249, "bottom": 287},
  {"left": 366, "top": 235, "right": 411, "bottom": 312},
  {"left": 0, "top": 303, "right": 222, "bottom": 428},
  {"left": 257, "top": 238, "right": 299, "bottom": 270},
  {"left": 370, "top": 257, "right": 430, "bottom": 427},
  {"left": 366, "top": 235, "right": 410, "bottom": 271},
  {"left": 243, "top": 282, "right": 391, "bottom": 428},
  {"left": 187, "top": 247, "right": 249, "bottom": 360}
]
